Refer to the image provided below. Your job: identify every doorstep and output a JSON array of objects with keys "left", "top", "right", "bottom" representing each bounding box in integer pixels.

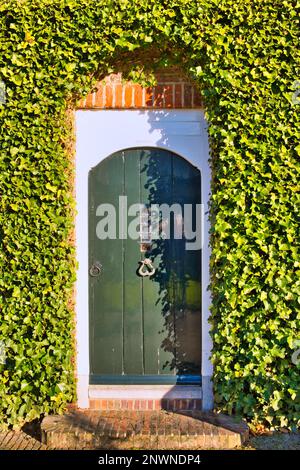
[
  {"left": 41, "top": 409, "right": 249, "bottom": 450},
  {"left": 88, "top": 385, "right": 202, "bottom": 411}
]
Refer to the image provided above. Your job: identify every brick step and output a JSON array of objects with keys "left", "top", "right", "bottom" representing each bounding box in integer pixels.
[{"left": 41, "top": 410, "right": 249, "bottom": 450}]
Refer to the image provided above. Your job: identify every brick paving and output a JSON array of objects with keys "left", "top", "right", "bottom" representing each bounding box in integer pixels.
[{"left": 0, "top": 430, "right": 48, "bottom": 450}]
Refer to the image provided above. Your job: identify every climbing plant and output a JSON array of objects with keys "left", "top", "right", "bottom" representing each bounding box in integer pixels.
[{"left": 0, "top": 0, "right": 299, "bottom": 429}]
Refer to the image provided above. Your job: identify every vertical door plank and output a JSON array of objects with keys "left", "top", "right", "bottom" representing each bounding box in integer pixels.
[
  {"left": 123, "top": 149, "right": 144, "bottom": 375},
  {"left": 172, "top": 155, "right": 202, "bottom": 377},
  {"left": 141, "top": 149, "right": 176, "bottom": 376},
  {"left": 89, "top": 153, "right": 124, "bottom": 376}
]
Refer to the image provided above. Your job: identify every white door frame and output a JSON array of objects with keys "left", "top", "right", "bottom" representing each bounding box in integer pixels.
[{"left": 75, "top": 109, "right": 213, "bottom": 409}]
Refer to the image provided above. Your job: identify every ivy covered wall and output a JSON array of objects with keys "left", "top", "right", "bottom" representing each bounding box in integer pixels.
[{"left": 0, "top": 0, "right": 299, "bottom": 429}]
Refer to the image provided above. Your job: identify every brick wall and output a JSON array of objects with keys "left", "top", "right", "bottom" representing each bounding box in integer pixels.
[{"left": 77, "top": 68, "right": 202, "bottom": 109}]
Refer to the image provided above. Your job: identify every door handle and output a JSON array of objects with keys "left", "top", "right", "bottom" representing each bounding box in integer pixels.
[
  {"left": 89, "top": 261, "right": 102, "bottom": 277},
  {"left": 138, "top": 258, "right": 155, "bottom": 277}
]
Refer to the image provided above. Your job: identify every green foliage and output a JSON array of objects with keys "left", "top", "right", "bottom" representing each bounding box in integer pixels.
[{"left": 0, "top": 0, "right": 299, "bottom": 429}]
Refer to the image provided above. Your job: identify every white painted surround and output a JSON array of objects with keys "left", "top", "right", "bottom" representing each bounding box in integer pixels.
[{"left": 75, "top": 109, "right": 213, "bottom": 409}]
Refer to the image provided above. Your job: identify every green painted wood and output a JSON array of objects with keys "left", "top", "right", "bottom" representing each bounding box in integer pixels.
[
  {"left": 89, "top": 153, "right": 124, "bottom": 376},
  {"left": 172, "top": 155, "right": 202, "bottom": 377},
  {"left": 90, "top": 374, "right": 202, "bottom": 385},
  {"left": 89, "top": 147, "right": 201, "bottom": 384},
  {"left": 123, "top": 149, "right": 143, "bottom": 374},
  {"left": 141, "top": 149, "right": 175, "bottom": 376}
]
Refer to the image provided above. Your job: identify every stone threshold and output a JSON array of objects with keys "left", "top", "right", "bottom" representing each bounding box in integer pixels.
[
  {"left": 89, "top": 385, "right": 202, "bottom": 399},
  {"left": 41, "top": 409, "right": 249, "bottom": 450}
]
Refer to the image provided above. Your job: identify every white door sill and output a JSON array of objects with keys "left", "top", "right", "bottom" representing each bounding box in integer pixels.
[{"left": 89, "top": 384, "right": 202, "bottom": 400}]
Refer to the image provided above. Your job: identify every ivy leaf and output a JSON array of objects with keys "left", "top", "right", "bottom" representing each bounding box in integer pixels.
[
  {"left": 65, "top": 63, "right": 76, "bottom": 73},
  {"left": 10, "top": 74, "right": 23, "bottom": 86}
]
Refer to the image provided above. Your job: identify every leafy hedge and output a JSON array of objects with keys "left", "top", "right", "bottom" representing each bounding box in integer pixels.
[{"left": 0, "top": 0, "right": 299, "bottom": 429}]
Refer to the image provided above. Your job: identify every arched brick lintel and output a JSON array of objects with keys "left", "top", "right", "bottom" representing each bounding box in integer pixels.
[{"left": 78, "top": 69, "right": 203, "bottom": 109}]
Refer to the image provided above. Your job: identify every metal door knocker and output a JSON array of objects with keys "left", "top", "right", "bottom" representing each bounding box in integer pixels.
[
  {"left": 89, "top": 261, "right": 102, "bottom": 277},
  {"left": 138, "top": 258, "right": 155, "bottom": 277}
]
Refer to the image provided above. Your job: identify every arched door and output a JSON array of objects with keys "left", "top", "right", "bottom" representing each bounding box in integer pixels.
[{"left": 89, "top": 147, "right": 201, "bottom": 384}]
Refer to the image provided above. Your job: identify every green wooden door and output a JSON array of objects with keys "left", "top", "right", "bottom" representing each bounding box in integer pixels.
[{"left": 89, "top": 148, "right": 201, "bottom": 384}]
